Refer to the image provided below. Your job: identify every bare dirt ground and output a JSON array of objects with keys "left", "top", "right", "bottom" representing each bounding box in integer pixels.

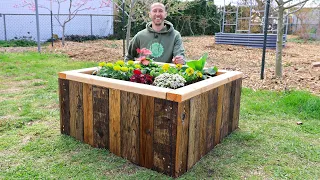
[{"left": 2, "top": 35, "right": 319, "bottom": 95}]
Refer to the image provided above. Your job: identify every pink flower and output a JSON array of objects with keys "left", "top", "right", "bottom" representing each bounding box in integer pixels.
[
  {"left": 136, "top": 48, "right": 142, "bottom": 54},
  {"left": 136, "top": 48, "right": 152, "bottom": 56},
  {"left": 136, "top": 56, "right": 150, "bottom": 66}
]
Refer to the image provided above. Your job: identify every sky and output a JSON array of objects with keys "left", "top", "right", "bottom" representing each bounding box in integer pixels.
[{"left": 213, "top": 0, "right": 320, "bottom": 7}]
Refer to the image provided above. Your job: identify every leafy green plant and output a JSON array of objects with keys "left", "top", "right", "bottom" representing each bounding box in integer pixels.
[
  {"left": 186, "top": 53, "right": 208, "bottom": 71},
  {"left": 95, "top": 49, "right": 219, "bottom": 88}
]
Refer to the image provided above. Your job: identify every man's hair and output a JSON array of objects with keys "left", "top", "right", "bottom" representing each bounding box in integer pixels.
[{"left": 149, "top": 2, "right": 166, "bottom": 12}]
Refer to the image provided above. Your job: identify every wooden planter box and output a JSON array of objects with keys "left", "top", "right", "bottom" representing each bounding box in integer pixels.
[{"left": 58, "top": 67, "right": 242, "bottom": 178}]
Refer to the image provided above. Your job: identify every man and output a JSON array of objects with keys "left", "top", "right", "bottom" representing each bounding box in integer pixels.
[{"left": 125, "top": 2, "right": 185, "bottom": 64}]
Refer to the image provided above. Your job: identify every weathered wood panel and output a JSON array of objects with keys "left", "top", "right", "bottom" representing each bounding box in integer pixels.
[
  {"left": 59, "top": 79, "right": 70, "bottom": 135},
  {"left": 92, "top": 86, "right": 109, "bottom": 148},
  {"left": 139, "top": 95, "right": 154, "bottom": 168},
  {"left": 153, "top": 99, "right": 178, "bottom": 176},
  {"left": 109, "top": 89, "right": 121, "bottom": 156},
  {"left": 214, "top": 85, "right": 224, "bottom": 146},
  {"left": 199, "top": 92, "right": 209, "bottom": 158},
  {"left": 175, "top": 100, "right": 190, "bottom": 177},
  {"left": 69, "top": 81, "right": 84, "bottom": 141},
  {"left": 121, "top": 91, "right": 140, "bottom": 164},
  {"left": 232, "top": 78, "right": 242, "bottom": 131},
  {"left": 187, "top": 94, "right": 201, "bottom": 169},
  {"left": 228, "top": 80, "right": 237, "bottom": 135},
  {"left": 206, "top": 88, "right": 218, "bottom": 152},
  {"left": 83, "top": 83, "right": 93, "bottom": 145},
  {"left": 220, "top": 82, "right": 232, "bottom": 141}
]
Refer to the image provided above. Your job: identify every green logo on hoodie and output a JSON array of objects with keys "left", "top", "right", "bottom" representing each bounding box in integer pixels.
[{"left": 150, "top": 42, "right": 164, "bottom": 58}]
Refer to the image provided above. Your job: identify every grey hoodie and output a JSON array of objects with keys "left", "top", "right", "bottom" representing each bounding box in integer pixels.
[{"left": 125, "top": 20, "right": 185, "bottom": 63}]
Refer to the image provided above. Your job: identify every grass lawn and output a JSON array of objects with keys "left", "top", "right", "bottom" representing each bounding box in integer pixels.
[{"left": 0, "top": 52, "right": 319, "bottom": 179}]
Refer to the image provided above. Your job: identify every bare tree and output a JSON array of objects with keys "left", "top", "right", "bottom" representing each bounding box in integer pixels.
[
  {"left": 273, "top": 0, "right": 311, "bottom": 77},
  {"left": 15, "top": 0, "right": 111, "bottom": 46}
]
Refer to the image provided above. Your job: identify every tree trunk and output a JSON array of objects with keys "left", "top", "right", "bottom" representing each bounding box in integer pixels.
[
  {"left": 62, "top": 25, "right": 66, "bottom": 46},
  {"left": 125, "top": 0, "right": 136, "bottom": 52},
  {"left": 275, "top": 6, "right": 285, "bottom": 77}
]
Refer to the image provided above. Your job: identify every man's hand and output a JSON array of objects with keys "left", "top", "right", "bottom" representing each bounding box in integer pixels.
[{"left": 172, "top": 55, "right": 185, "bottom": 64}]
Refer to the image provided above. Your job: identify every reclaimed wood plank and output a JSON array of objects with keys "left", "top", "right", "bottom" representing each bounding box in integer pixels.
[
  {"left": 121, "top": 91, "right": 140, "bottom": 164},
  {"left": 139, "top": 95, "right": 154, "bottom": 168},
  {"left": 83, "top": 83, "right": 93, "bottom": 146},
  {"left": 228, "top": 80, "right": 237, "bottom": 134},
  {"left": 220, "top": 82, "right": 232, "bottom": 141},
  {"left": 166, "top": 71, "right": 243, "bottom": 102},
  {"left": 214, "top": 85, "right": 224, "bottom": 146},
  {"left": 153, "top": 99, "right": 178, "bottom": 176},
  {"left": 175, "top": 100, "right": 190, "bottom": 177},
  {"left": 59, "top": 79, "right": 70, "bottom": 135},
  {"left": 109, "top": 89, "right": 121, "bottom": 156},
  {"left": 232, "top": 78, "right": 242, "bottom": 131},
  {"left": 92, "top": 86, "right": 109, "bottom": 148},
  {"left": 69, "top": 80, "right": 84, "bottom": 141},
  {"left": 187, "top": 94, "right": 201, "bottom": 170},
  {"left": 206, "top": 88, "right": 218, "bottom": 152},
  {"left": 64, "top": 71, "right": 169, "bottom": 100},
  {"left": 199, "top": 92, "right": 209, "bottom": 158}
]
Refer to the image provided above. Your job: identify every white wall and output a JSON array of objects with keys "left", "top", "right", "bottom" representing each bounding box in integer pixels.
[{"left": 0, "top": 0, "right": 114, "bottom": 41}]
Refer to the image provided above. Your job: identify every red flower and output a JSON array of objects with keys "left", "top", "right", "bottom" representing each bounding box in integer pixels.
[
  {"left": 130, "top": 73, "right": 153, "bottom": 85},
  {"left": 133, "top": 69, "right": 142, "bottom": 75}
]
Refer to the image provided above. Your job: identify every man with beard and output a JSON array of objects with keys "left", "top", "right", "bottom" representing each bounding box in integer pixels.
[{"left": 125, "top": 2, "right": 185, "bottom": 64}]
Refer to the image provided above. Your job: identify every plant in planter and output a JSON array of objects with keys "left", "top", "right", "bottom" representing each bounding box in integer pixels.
[
  {"left": 153, "top": 73, "right": 186, "bottom": 89},
  {"left": 95, "top": 49, "right": 218, "bottom": 89}
]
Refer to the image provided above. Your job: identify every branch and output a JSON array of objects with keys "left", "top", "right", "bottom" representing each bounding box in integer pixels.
[
  {"left": 284, "top": 0, "right": 309, "bottom": 9},
  {"left": 286, "top": 1, "right": 308, "bottom": 15},
  {"left": 113, "top": 2, "right": 130, "bottom": 17},
  {"left": 275, "top": 0, "right": 281, "bottom": 6}
]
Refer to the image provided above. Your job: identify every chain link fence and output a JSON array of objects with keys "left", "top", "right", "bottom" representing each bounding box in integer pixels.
[{"left": 0, "top": 13, "right": 123, "bottom": 41}]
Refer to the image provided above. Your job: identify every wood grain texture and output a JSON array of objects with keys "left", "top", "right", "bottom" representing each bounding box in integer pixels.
[
  {"left": 175, "top": 100, "right": 190, "bottom": 177},
  {"left": 187, "top": 94, "right": 201, "bottom": 169},
  {"left": 214, "top": 85, "right": 224, "bottom": 146},
  {"left": 109, "top": 89, "right": 121, "bottom": 156},
  {"left": 121, "top": 91, "right": 140, "bottom": 164},
  {"left": 206, "top": 88, "right": 218, "bottom": 152},
  {"left": 153, "top": 98, "right": 178, "bottom": 176},
  {"left": 93, "top": 86, "right": 109, "bottom": 148},
  {"left": 228, "top": 80, "right": 237, "bottom": 135},
  {"left": 139, "top": 95, "right": 154, "bottom": 168},
  {"left": 220, "top": 82, "right": 232, "bottom": 141},
  {"left": 232, "top": 78, "right": 242, "bottom": 131},
  {"left": 199, "top": 92, "right": 209, "bottom": 158},
  {"left": 64, "top": 71, "right": 169, "bottom": 100},
  {"left": 83, "top": 83, "right": 93, "bottom": 145},
  {"left": 166, "top": 71, "right": 243, "bottom": 102},
  {"left": 69, "top": 80, "right": 84, "bottom": 141},
  {"left": 59, "top": 79, "right": 70, "bottom": 135}
]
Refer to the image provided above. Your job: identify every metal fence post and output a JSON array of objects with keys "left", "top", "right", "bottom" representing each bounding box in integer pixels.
[
  {"left": 90, "top": 14, "right": 93, "bottom": 36},
  {"left": 3, "top": 14, "right": 7, "bottom": 41}
]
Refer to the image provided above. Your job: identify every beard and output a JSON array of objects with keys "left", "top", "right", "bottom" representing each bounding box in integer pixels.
[{"left": 153, "top": 18, "right": 163, "bottom": 26}]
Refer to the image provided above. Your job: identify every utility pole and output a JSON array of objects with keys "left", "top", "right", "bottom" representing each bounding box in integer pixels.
[
  {"left": 35, "top": 0, "right": 41, "bottom": 53},
  {"left": 261, "top": 0, "right": 270, "bottom": 79}
]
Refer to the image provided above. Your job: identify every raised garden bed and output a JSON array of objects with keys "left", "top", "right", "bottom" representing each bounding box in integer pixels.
[{"left": 58, "top": 66, "right": 242, "bottom": 177}]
